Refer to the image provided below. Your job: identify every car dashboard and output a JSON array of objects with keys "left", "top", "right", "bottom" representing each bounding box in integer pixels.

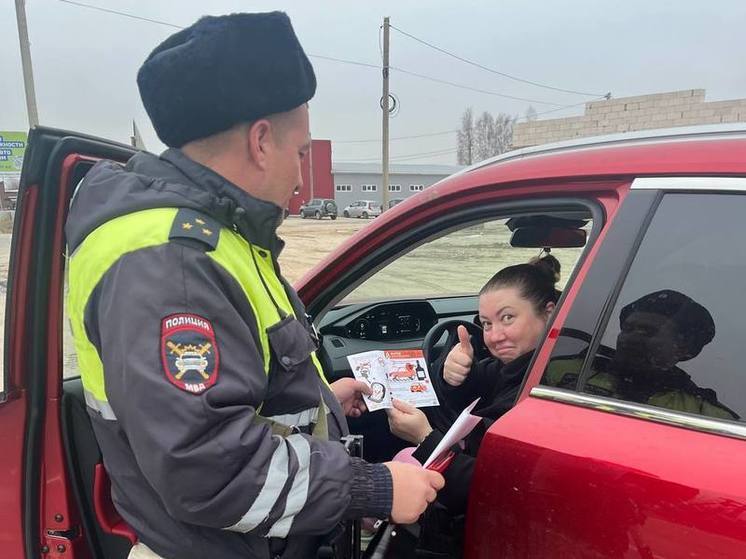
[{"left": 318, "top": 297, "right": 478, "bottom": 382}]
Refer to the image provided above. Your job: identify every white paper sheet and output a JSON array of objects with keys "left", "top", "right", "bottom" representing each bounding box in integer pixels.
[{"left": 422, "top": 398, "right": 482, "bottom": 469}]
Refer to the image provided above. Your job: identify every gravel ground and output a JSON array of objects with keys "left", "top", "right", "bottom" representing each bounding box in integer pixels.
[{"left": 277, "top": 216, "right": 370, "bottom": 283}]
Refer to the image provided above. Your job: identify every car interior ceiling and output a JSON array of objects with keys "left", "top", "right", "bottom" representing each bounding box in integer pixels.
[{"left": 58, "top": 201, "right": 594, "bottom": 556}]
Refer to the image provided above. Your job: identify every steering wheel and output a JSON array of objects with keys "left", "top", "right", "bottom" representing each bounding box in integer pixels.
[
  {"left": 421, "top": 319, "right": 487, "bottom": 430},
  {"left": 422, "top": 319, "right": 485, "bottom": 368}
]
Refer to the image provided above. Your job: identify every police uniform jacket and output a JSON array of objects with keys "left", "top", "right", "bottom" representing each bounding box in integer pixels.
[{"left": 65, "top": 148, "right": 391, "bottom": 559}]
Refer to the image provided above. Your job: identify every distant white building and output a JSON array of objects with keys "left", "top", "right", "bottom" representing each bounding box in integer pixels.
[{"left": 331, "top": 162, "right": 462, "bottom": 209}]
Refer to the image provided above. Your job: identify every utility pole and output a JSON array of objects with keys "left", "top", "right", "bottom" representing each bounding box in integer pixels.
[
  {"left": 131, "top": 120, "right": 146, "bottom": 150},
  {"left": 15, "top": 0, "right": 39, "bottom": 127},
  {"left": 308, "top": 139, "right": 315, "bottom": 200},
  {"left": 381, "top": 16, "right": 390, "bottom": 210}
]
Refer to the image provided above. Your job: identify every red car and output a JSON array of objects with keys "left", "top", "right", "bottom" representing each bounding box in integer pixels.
[{"left": 2, "top": 124, "right": 746, "bottom": 558}]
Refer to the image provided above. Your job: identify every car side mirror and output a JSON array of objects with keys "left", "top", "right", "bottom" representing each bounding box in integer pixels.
[{"left": 510, "top": 226, "right": 587, "bottom": 248}]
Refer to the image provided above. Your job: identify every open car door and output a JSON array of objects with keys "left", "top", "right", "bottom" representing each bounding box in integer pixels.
[{"left": 0, "top": 127, "right": 136, "bottom": 559}]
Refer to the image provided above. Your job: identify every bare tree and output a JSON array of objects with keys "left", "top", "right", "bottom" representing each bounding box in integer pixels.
[
  {"left": 493, "top": 113, "right": 517, "bottom": 156},
  {"left": 457, "top": 107, "right": 474, "bottom": 165},
  {"left": 458, "top": 108, "right": 516, "bottom": 163},
  {"left": 473, "top": 111, "right": 494, "bottom": 162},
  {"left": 525, "top": 105, "right": 538, "bottom": 122}
]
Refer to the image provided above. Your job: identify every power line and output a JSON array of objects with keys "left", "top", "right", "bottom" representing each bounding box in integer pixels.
[
  {"left": 57, "top": 1, "right": 605, "bottom": 110},
  {"left": 309, "top": 54, "right": 379, "bottom": 70},
  {"left": 56, "top": 1, "right": 598, "bottom": 107},
  {"left": 336, "top": 152, "right": 454, "bottom": 163},
  {"left": 58, "top": 0, "right": 608, "bottom": 153},
  {"left": 390, "top": 24, "right": 609, "bottom": 98},
  {"left": 378, "top": 24, "right": 384, "bottom": 63},
  {"left": 391, "top": 66, "right": 564, "bottom": 106},
  {"left": 334, "top": 98, "right": 600, "bottom": 145},
  {"left": 336, "top": 147, "right": 458, "bottom": 163},
  {"left": 58, "top": 0, "right": 182, "bottom": 28},
  {"left": 336, "top": 129, "right": 459, "bottom": 144},
  {"left": 57, "top": 1, "right": 383, "bottom": 69},
  {"left": 532, "top": 98, "right": 598, "bottom": 118},
  {"left": 390, "top": 148, "right": 458, "bottom": 161}
]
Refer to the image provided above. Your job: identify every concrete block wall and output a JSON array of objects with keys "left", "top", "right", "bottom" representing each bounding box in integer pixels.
[{"left": 513, "top": 89, "right": 746, "bottom": 148}]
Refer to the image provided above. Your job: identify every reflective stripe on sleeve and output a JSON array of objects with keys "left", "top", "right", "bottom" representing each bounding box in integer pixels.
[
  {"left": 264, "top": 407, "right": 319, "bottom": 429},
  {"left": 266, "top": 434, "right": 311, "bottom": 538},
  {"left": 84, "top": 389, "right": 118, "bottom": 421},
  {"left": 225, "top": 436, "right": 290, "bottom": 533}
]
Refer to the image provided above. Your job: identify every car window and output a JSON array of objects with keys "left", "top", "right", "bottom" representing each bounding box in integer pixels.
[
  {"left": 342, "top": 217, "right": 588, "bottom": 303},
  {"left": 564, "top": 194, "right": 745, "bottom": 422},
  {"left": 540, "top": 191, "right": 656, "bottom": 391}
]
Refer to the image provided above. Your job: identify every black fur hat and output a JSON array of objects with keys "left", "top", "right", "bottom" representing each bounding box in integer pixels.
[
  {"left": 620, "top": 289, "right": 715, "bottom": 360},
  {"left": 137, "top": 11, "right": 316, "bottom": 147}
]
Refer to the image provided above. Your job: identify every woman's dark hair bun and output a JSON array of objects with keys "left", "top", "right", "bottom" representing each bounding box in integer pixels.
[
  {"left": 480, "top": 253, "right": 562, "bottom": 313},
  {"left": 529, "top": 253, "right": 561, "bottom": 285}
]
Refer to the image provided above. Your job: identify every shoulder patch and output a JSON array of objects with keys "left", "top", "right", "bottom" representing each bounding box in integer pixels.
[
  {"left": 161, "top": 313, "right": 220, "bottom": 394},
  {"left": 169, "top": 208, "right": 220, "bottom": 250}
]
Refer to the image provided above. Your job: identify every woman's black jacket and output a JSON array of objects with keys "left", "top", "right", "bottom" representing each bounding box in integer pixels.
[{"left": 412, "top": 351, "right": 533, "bottom": 515}]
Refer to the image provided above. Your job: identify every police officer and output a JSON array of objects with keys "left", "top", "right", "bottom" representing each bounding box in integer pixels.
[{"left": 66, "top": 12, "right": 443, "bottom": 559}]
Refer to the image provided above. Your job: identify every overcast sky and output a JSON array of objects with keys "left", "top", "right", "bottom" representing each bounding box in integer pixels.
[{"left": 3, "top": 0, "right": 746, "bottom": 163}]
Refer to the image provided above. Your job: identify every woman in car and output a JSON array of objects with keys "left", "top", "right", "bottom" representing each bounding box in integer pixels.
[{"left": 386, "top": 254, "right": 561, "bottom": 555}]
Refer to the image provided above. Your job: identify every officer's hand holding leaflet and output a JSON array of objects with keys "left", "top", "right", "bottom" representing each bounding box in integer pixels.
[{"left": 330, "top": 377, "right": 371, "bottom": 418}]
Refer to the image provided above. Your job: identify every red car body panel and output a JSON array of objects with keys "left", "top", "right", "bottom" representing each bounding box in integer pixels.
[
  {"left": 38, "top": 155, "right": 99, "bottom": 559},
  {"left": 466, "top": 397, "right": 746, "bottom": 557},
  {"left": 0, "top": 184, "right": 38, "bottom": 559}
]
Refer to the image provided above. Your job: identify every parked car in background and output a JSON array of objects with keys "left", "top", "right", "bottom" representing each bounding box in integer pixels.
[
  {"left": 343, "top": 200, "right": 382, "bottom": 218},
  {"left": 386, "top": 198, "right": 405, "bottom": 210},
  {"left": 4, "top": 124, "right": 746, "bottom": 558},
  {"left": 299, "top": 198, "right": 337, "bottom": 219}
]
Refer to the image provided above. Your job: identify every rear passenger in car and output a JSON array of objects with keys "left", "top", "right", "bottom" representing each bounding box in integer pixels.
[{"left": 385, "top": 254, "right": 561, "bottom": 556}]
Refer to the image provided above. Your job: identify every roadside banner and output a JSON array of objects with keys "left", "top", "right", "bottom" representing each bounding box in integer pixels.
[{"left": 0, "top": 131, "right": 28, "bottom": 174}]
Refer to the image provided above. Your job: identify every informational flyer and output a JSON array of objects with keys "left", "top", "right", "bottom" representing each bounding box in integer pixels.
[{"left": 346, "top": 349, "right": 440, "bottom": 412}]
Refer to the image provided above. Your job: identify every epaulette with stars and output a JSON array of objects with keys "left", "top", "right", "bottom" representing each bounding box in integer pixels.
[{"left": 169, "top": 208, "right": 221, "bottom": 251}]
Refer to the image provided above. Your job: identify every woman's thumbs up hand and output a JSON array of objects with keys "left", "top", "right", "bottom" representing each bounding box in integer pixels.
[{"left": 443, "top": 325, "right": 475, "bottom": 387}]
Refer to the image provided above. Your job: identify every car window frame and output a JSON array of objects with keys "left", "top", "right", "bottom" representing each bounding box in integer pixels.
[
  {"left": 532, "top": 176, "right": 746, "bottom": 441},
  {"left": 307, "top": 196, "right": 606, "bottom": 321}
]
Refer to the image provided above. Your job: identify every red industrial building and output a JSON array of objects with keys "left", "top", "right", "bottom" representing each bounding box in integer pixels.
[{"left": 290, "top": 139, "right": 333, "bottom": 214}]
